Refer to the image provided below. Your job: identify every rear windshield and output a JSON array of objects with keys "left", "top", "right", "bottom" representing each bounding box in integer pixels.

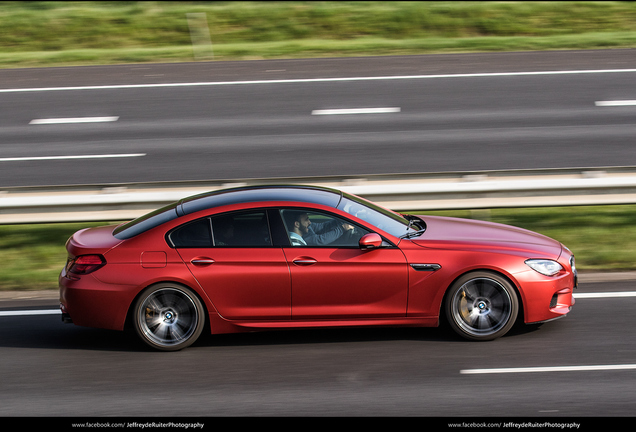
[{"left": 113, "top": 203, "right": 180, "bottom": 240}]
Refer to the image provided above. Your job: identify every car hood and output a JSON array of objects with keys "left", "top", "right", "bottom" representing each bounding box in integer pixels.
[{"left": 410, "top": 215, "right": 563, "bottom": 257}]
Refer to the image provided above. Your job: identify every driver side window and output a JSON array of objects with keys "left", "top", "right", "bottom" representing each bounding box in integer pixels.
[{"left": 280, "top": 209, "right": 370, "bottom": 247}]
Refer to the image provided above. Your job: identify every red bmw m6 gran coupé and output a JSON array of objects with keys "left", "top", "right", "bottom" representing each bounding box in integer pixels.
[{"left": 59, "top": 185, "right": 576, "bottom": 351}]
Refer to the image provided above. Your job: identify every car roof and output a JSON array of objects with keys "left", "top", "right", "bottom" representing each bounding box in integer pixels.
[
  {"left": 113, "top": 185, "right": 345, "bottom": 239},
  {"left": 177, "top": 184, "right": 343, "bottom": 216}
]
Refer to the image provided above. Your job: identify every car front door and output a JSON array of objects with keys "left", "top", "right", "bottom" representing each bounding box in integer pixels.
[
  {"left": 171, "top": 210, "right": 291, "bottom": 321},
  {"left": 279, "top": 209, "right": 409, "bottom": 320}
]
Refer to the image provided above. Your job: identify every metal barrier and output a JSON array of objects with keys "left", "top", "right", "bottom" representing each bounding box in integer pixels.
[{"left": 3, "top": 166, "right": 636, "bottom": 224}]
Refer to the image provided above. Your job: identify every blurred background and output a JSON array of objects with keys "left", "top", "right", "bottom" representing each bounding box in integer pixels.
[{"left": 2, "top": 1, "right": 636, "bottom": 289}]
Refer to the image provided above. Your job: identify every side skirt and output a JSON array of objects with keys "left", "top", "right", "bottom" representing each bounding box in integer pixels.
[{"left": 207, "top": 314, "right": 438, "bottom": 335}]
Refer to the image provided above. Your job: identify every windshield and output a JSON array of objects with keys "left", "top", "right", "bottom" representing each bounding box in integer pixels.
[{"left": 336, "top": 194, "right": 424, "bottom": 238}]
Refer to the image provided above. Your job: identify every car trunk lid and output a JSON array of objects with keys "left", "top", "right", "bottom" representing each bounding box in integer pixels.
[{"left": 66, "top": 225, "right": 123, "bottom": 257}]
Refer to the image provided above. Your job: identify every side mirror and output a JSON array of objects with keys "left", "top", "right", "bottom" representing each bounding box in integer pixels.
[{"left": 359, "top": 233, "right": 383, "bottom": 250}]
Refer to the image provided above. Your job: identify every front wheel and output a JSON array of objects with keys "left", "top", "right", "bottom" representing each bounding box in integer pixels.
[
  {"left": 445, "top": 272, "right": 518, "bottom": 341},
  {"left": 133, "top": 284, "right": 205, "bottom": 351}
]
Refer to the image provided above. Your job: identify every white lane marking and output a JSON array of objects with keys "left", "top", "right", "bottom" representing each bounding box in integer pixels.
[
  {"left": 0, "top": 153, "right": 146, "bottom": 162},
  {"left": 29, "top": 116, "right": 119, "bottom": 124},
  {"left": 0, "top": 309, "right": 60, "bottom": 317},
  {"left": 461, "top": 364, "right": 636, "bottom": 375},
  {"left": 2, "top": 69, "right": 636, "bottom": 93},
  {"left": 574, "top": 291, "right": 636, "bottom": 298},
  {"left": 595, "top": 100, "right": 636, "bottom": 106},
  {"left": 312, "top": 107, "right": 401, "bottom": 115}
]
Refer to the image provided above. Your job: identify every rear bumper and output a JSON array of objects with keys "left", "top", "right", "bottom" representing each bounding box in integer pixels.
[{"left": 59, "top": 269, "right": 136, "bottom": 331}]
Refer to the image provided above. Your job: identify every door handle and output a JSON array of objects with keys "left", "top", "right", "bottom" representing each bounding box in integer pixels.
[
  {"left": 190, "top": 258, "right": 215, "bottom": 266},
  {"left": 293, "top": 258, "right": 317, "bottom": 266}
]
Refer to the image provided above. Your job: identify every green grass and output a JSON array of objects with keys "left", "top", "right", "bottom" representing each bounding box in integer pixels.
[
  {"left": 0, "top": 222, "right": 117, "bottom": 291},
  {"left": 2, "top": 205, "right": 636, "bottom": 291},
  {"left": 1, "top": 1, "right": 636, "bottom": 68}
]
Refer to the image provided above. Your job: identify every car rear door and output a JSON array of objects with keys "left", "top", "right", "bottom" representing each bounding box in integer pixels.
[{"left": 171, "top": 210, "right": 291, "bottom": 321}]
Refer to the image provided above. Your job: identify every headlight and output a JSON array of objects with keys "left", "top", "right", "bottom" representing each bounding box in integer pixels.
[{"left": 525, "top": 259, "right": 563, "bottom": 276}]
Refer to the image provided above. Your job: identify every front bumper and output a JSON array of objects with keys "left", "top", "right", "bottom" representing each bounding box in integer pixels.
[{"left": 516, "top": 268, "right": 576, "bottom": 324}]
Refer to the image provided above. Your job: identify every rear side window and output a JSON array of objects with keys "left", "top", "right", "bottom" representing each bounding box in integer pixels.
[
  {"left": 167, "top": 210, "right": 272, "bottom": 248},
  {"left": 169, "top": 218, "right": 213, "bottom": 248},
  {"left": 212, "top": 211, "right": 271, "bottom": 247}
]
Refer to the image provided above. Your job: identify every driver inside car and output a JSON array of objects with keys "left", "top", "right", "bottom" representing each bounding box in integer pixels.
[{"left": 284, "top": 210, "right": 354, "bottom": 246}]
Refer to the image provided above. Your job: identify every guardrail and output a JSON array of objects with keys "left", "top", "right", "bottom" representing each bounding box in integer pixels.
[{"left": 3, "top": 166, "right": 636, "bottom": 224}]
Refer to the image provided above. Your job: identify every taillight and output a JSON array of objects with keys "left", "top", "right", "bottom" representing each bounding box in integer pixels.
[{"left": 67, "top": 255, "right": 106, "bottom": 275}]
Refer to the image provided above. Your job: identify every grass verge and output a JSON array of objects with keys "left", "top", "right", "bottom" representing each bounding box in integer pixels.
[{"left": 0, "top": 1, "right": 636, "bottom": 68}]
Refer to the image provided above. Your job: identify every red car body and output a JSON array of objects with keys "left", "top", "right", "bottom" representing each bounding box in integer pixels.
[{"left": 59, "top": 185, "right": 576, "bottom": 350}]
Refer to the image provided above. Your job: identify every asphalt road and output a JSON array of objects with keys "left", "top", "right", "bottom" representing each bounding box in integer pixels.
[
  {"left": 2, "top": 49, "right": 636, "bottom": 187},
  {"left": 0, "top": 279, "right": 634, "bottom": 419}
]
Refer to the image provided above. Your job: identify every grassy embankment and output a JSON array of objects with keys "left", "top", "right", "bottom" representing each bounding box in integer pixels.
[
  {"left": 0, "top": 1, "right": 636, "bottom": 67},
  {"left": 2, "top": 2, "right": 636, "bottom": 290}
]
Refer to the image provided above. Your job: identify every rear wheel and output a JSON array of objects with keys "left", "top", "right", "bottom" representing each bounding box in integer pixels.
[
  {"left": 445, "top": 272, "right": 518, "bottom": 341},
  {"left": 133, "top": 284, "right": 205, "bottom": 351}
]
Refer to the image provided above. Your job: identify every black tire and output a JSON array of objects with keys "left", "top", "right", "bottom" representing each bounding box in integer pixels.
[
  {"left": 133, "top": 283, "right": 205, "bottom": 351},
  {"left": 445, "top": 272, "right": 519, "bottom": 341}
]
